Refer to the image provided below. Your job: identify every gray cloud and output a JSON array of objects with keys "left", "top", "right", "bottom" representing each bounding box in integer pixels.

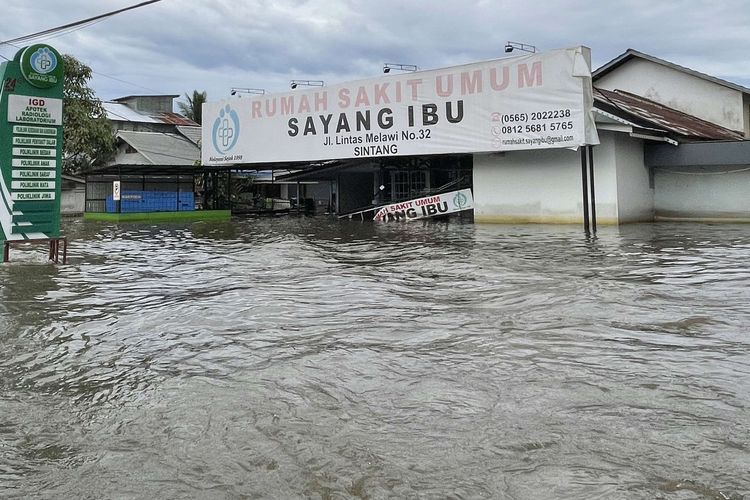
[{"left": 2, "top": 0, "right": 749, "bottom": 105}]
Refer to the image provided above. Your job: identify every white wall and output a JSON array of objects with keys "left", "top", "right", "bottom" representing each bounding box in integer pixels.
[
  {"left": 472, "top": 131, "right": 657, "bottom": 224},
  {"left": 592, "top": 131, "right": 619, "bottom": 223},
  {"left": 596, "top": 59, "right": 745, "bottom": 132},
  {"left": 61, "top": 186, "right": 85, "bottom": 215},
  {"left": 614, "top": 135, "right": 654, "bottom": 222},
  {"left": 473, "top": 134, "right": 619, "bottom": 224},
  {"left": 654, "top": 167, "right": 750, "bottom": 221}
]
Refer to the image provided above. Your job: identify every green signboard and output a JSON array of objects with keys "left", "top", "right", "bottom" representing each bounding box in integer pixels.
[{"left": 0, "top": 44, "right": 63, "bottom": 243}]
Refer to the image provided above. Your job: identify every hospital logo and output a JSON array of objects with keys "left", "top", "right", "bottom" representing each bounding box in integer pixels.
[
  {"left": 212, "top": 104, "right": 241, "bottom": 154},
  {"left": 453, "top": 191, "right": 468, "bottom": 209},
  {"left": 30, "top": 47, "right": 57, "bottom": 74},
  {"left": 19, "top": 44, "right": 64, "bottom": 89}
]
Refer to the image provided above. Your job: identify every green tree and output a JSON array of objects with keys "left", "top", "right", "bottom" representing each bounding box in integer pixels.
[
  {"left": 177, "top": 90, "right": 207, "bottom": 124},
  {"left": 62, "top": 54, "right": 116, "bottom": 174}
]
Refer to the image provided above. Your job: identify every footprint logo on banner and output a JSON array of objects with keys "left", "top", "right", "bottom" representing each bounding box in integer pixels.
[
  {"left": 212, "top": 104, "right": 241, "bottom": 154},
  {"left": 30, "top": 47, "right": 57, "bottom": 74}
]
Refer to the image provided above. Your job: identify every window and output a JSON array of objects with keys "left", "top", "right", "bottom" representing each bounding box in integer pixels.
[{"left": 391, "top": 170, "right": 429, "bottom": 200}]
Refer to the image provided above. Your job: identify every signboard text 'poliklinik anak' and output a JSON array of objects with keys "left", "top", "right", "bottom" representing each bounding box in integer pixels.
[
  {"left": 0, "top": 44, "right": 64, "bottom": 242},
  {"left": 202, "top": 46, "right": 599, "bottom": 165}
]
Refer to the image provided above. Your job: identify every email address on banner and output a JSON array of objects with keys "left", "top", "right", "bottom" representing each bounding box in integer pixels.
[{"left": 501, "top": 135, "right": 574, "bottom": 146}]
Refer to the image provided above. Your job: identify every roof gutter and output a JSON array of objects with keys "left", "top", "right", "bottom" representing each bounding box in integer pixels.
[
  {"left": 630, "top": 132, "right": 679, "bottom": 146},
  {"left": 594, "top": 108, "right": 679, "bottom": 146}
]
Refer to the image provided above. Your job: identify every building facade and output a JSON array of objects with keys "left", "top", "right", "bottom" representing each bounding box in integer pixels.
[
  {"left": 202, "top": 48, "right": 750, "bottom": 225},
  {"left": 474, "top": 49, "right": 750, "bottom": 224}
]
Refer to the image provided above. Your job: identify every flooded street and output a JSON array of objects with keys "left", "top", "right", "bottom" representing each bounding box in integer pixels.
[{"left": 1, "top": 217, "right": 749, "bottom": 499}]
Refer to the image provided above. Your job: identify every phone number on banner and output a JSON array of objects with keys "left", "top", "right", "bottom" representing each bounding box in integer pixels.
[{"left": 496, "top": 108, "right": 574, "bottom": 134}]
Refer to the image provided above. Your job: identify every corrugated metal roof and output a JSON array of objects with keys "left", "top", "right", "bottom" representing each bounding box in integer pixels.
[
  {"left": 112, "top": 94, "right": 179, "bottom": 102},
  {"left": 157, "top": 112, "right": 198, "bottom": 126},
  {"left": 104, "top": 102, "right": 160, "bottom": 123},
  {"left": 594, "top": 49, "right": 750, "bottom": 95},
  {"left": 594, "top": 88, "right": 745, "bottom": 141},
  {"left": 61, "top": 174, "right": 85, "bottom": 184},
  {"left": 116, "top": 130, "right": 200, "bottom": 166},
  {"left": 104, "top": 103, "right": 197, "bottom": 126},
  {"left": 176, "top": 126, "right": 202, "bottom": 145}
]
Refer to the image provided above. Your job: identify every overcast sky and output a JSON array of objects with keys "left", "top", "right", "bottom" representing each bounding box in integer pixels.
[{"left": 2, "top": 0, "right": 749, "bottom": 109}]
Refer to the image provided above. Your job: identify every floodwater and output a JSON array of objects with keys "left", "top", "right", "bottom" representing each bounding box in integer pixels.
[{"left": 1, "top": 217, "right": 749, "bottom": 499}]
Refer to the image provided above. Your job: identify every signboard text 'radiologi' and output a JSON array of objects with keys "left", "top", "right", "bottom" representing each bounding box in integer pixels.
[{"left": 0, "top": 43, "right": 64, "bottom": 242}]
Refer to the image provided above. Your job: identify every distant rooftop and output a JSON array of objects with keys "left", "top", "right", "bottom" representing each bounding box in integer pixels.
[
  {"left": 594, "top": 88, "right": 745, "bottom": 141},
  {"left": 104, "top": 102, "right": 160, "bottom": 123},
  {"left": 176, "top": 125, "right": 202, "bottom": 145},
  {"left": 104, "top": 101, "right": 198, "bottom": 126},
  {"left": 112, "top": 94, "right": 180, "bottom": 102},
  {"left": 594, "top": 49, "right": 750, "bottom": 95},
  {"left": 116, "top": 130, "right": 199, "bottom": 166}
]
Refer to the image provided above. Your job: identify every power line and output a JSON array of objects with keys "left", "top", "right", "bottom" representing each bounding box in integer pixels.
[
  {"left": 0, "top": 0, "right": 164, "bottom": 46},
  {"left": 0, "top": 2, "right": 168, "bottom": 95},
  {"left": 1, "top": 37, "right": 164, "bottom": 95},
  {"left": 92, "top": 71, "right": 163, "bottom": 94},
  {"left": 0, "top": 41, "right": 22, "bottom": 61},
  {"left": 27, "top": 18, "right": 109, "bottom": 45}
]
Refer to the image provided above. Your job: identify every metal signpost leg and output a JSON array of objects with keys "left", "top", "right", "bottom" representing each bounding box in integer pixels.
[
  {"left": 588, "top": 146, "right": 597, "bottom": 233},
  {"left": 580, "top": 147, "right": 590, "bottom": 234}
]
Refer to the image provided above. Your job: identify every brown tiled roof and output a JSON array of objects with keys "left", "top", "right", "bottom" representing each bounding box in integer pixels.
[{"left": 594, "top": 88, "right": 745, "bottom": 141}]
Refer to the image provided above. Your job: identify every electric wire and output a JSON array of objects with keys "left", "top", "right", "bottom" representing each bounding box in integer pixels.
[
  {"left": 1, "top": 38, "right": 164, "bottom": 95},
  {"left": 0, "top": 0, "right": 164, "bottom": 47},
  {"left": 1, "top": 0, "right": 201, "bottom": 167},
  {"left": 25, "top": 19, "right": 109, "bottom": 44},
  {"left": 93, "top": 72, "right": 163, "bottom": 94}
]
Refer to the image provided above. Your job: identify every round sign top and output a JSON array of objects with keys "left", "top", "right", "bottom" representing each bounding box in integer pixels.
[{"left": 20, "top": 44, "right": 64, "bottom": 89}]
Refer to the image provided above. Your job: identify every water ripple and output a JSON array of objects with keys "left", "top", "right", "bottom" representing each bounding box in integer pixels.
[{"left": 1, "top": 219, "right": 749, "bottom": 498}]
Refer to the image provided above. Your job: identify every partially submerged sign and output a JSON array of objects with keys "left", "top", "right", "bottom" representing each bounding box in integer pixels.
[
  {"left": 202, "top": 46, "right": 598, "bottom": 165},
  {"left": 374, "top": 189, "right": 474, "bottom": 222},
  {"left": 0, "top": 44, "right": 64, "bottom": 242}
]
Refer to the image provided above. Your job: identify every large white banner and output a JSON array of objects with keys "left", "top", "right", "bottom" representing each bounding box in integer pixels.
[{"left": 202, "top": 47, "right": 598, "bottom": 166}]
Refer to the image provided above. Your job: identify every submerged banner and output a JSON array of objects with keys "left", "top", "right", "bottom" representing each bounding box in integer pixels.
[
  {"left": 202, "top": 47, "right": 599, "bottom": 165},
  {"left": 373, "top": 189, "right": 474, "bottom": 222}
]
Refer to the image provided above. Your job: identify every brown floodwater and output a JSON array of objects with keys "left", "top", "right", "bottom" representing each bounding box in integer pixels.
[{"left": 1, "top": 217, "right": 749, "bottom": 499}]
